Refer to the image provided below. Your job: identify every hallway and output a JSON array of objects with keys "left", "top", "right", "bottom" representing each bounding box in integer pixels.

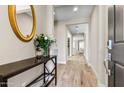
[{"left": 52, "top": 54, "right": 97, "bottom": 87}]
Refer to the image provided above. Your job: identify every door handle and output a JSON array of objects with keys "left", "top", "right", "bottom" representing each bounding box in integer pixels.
[
  {"left": 104, "top": 60, "right": 111, "bottom": 76},
  {"left": 104, "top": 40, "right": 112, "bottom": 75},
  {"left": 104, "top": 60, "right": 110, "bottom": 75}
]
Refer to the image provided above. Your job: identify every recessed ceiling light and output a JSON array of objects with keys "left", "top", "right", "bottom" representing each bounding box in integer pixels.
[{"left": 73, "top": 6, "right": 78, "bottom": 12}]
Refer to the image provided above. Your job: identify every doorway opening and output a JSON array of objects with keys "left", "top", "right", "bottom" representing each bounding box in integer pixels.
[{"left": 66, "top": 23, "right": 88, "bottom": 61}]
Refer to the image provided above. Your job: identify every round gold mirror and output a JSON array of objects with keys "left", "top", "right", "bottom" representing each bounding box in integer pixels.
[{"left": 8, "top": 5, "right": 36, "bottom": 42}]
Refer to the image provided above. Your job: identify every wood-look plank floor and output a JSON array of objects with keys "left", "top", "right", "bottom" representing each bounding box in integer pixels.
[{"left": 51, "top": 54, "right": 97, "bottom": 87}]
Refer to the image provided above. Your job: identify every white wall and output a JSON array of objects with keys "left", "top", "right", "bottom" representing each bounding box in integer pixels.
[
  {"left": 84, "top": 24, "right": 89, "bottom": 61},
  {"left": 54, "top": 18, "right": 89, "bottom": 64},
  {"left": 89, "top": 6, "right": 99, "bottom": 80},
  {"left": 0, "top": 5, "right": 48, "bottom": 87},
  {"left": 98, "top": 6, "right": 108, "bottom": 86},
  {"left": 54, "top": 21, "right": 67, "bottom": 64},
  {"left": 0, "top": 5, "right": 47, "bottom": 65},
  {"left": 45, "top": 5, "right": 54, "bottom": 38},
  {"left": 89, "top": 5, "right": 108, "bottom": 86}
]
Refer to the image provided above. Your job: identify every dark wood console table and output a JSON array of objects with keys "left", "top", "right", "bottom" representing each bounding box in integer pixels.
[{"left": 0, "top": 55, "right": 57, "bottom": 87}]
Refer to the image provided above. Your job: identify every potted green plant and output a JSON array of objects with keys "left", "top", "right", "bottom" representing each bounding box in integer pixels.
[{"left": 34, "top": 34, "right": 54, "bottom": 57}]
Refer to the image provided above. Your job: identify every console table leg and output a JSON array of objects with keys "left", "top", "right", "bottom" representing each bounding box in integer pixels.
[
  {"left": 43, "top": 63, "right": 46, "bottom": 85},
  {"left": 55, "top": 57, "right": 57, "bottom": 86},
  {"left": 0, "top": 77, "right": 7, "bottom": 87}
]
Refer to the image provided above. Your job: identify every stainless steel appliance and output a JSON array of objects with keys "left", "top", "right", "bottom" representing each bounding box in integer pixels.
[{"left": 108, "top": 5, "right": 124, "bottom": 87}]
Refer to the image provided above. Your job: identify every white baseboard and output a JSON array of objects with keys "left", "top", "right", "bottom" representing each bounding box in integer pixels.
[
  {"left": 97, "top": 80, "right": 107, "bottom": 87},
  {"left": 57, "top": 61, "right": 66, "bottom": 64},
  {"left": 98, "top": 82, "right": 106, "bottom": 87}
]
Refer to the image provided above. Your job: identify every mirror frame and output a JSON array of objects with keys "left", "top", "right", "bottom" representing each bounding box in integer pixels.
[{"left": 8, "top": 5, "right": 36, "bottom": 42}]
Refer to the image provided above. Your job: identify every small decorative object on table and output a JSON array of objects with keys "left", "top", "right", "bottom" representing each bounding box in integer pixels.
[
  {"left": 35, "top": 47, "right": 43, "bottom": 59},
  {"left": 34, "top": 34, "right": 55, "bottom": 57}
]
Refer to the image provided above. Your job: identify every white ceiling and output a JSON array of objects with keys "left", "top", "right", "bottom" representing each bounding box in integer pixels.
[
  {"left": 67, "top": 23, "right": 88, "bottom": 35},
  {"left": 54, "top": 5, "right": 94, "bottom": 21}
]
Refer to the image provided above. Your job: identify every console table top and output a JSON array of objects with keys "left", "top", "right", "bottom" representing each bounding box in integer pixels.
[{"left": 0, "top": 55, "right": 56, "bottom": 79}]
